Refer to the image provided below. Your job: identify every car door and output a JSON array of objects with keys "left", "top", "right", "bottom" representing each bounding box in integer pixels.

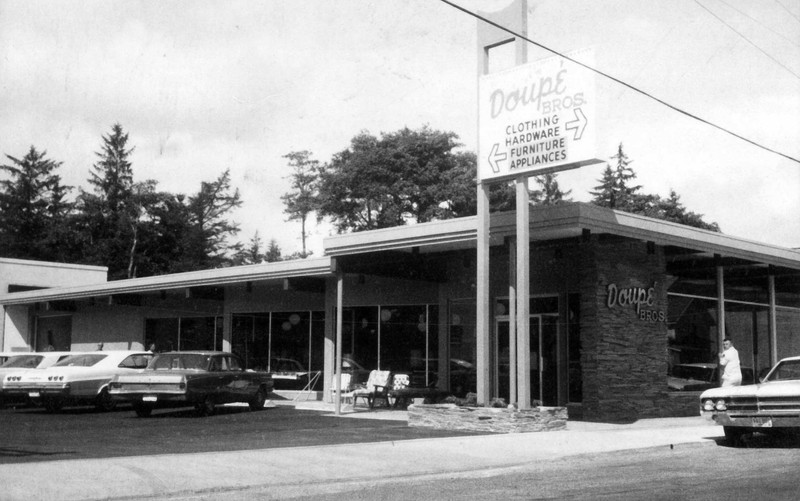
[{"left": 227, "top": 355, "right": 254, "bottom": 400}]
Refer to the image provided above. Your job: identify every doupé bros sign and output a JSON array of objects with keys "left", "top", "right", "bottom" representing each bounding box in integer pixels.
[{"left": 606, "top": 282, "right": 666, "bottom": 322}]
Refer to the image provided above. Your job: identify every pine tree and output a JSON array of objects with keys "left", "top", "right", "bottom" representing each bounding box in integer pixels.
[
  {"left": 0, "top": 146, "right": 72, "bottom": 260},
  {"left": 591, "top": 143, "right": 641, "bottom": 210},
  {"left": 281, "top": 151, "right": 319, "bottom": 257}
]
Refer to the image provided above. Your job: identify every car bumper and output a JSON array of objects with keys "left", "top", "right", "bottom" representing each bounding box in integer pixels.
[
  {"left": 3, "top": 384, "right": 71, "bottom": 399},
  {"left": 109, "top": 389, "right": 191, "bottom": 404},
  {"left": 702, "top": 411, "right": 800, "bottom": 428}
]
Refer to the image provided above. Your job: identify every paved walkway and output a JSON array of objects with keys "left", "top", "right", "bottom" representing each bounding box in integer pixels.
[{"left": 0, "top": 407, "right": 722, "bottom": 501}]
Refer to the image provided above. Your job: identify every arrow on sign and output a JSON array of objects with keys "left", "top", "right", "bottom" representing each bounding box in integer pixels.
[
  {"left": 488, "top": 143, "right": 507, "bottom": 173},
  {"left": 565, "top": 108, "right": 588, "bottom": 140}
]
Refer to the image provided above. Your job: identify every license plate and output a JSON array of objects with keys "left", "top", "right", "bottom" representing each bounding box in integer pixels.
[
  {"left": 28, "top": 391, "right": 40, "bottom": 398},
  {"left": 752, "top": 417, "right": 773, "bottom": 427},
  {"left": 142, "top": 395, "right": 158, "bottom": 402}
]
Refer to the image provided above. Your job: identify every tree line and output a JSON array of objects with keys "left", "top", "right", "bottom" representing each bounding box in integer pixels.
[{"left": 1, "top": 124, "right": 719, "bottom": 281}]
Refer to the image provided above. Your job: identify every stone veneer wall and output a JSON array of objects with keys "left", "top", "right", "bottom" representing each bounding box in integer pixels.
[
  {"left": 407, "top": 404, "right": 568, "bottom": 433},
  {"left": 580, "top": 236, "right": 686, "bottom": 422}
]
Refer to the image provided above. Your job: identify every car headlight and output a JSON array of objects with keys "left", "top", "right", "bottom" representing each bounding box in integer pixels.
[
  {"left": 702, "top": 399, "right": 714, "bottom": 412},
  {"left": 715, "top": 399, "right": 727, "bottom": 411}
]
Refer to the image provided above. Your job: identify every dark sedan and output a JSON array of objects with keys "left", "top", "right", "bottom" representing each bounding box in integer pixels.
[{"left": 108, "top": 351, "right": 273, "bottom": 417}]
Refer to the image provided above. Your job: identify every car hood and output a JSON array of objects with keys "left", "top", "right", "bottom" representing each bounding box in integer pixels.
[{"left": 700, "top": 380, "right": 800, "bottom": 399}]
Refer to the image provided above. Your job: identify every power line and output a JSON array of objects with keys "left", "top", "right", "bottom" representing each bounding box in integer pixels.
[
  {"left": 715, "top": 0, "right": 799, "bottom": 48},
  {"left": 774, "top": 0, "right": 800, "bottom": 26},
  {"left": 439, "top": 0, "right": 800, "bottom": 165},
  {"left": 695, "top": 0, "right": 800, "bottom": 80}
]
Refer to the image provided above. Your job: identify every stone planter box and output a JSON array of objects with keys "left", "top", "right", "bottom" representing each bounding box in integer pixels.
[{"left": 407, "top": 403, "right": 568, "bottom": 433}]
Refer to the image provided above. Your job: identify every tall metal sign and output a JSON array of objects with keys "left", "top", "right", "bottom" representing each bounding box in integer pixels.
[{"left": 476, "top": 0, "right": 601, "bottom": 410}]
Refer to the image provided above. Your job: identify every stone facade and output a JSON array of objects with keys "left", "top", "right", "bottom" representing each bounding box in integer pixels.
[
  {"left": 579, "top": 236, "right": 678, "bottom": 422},
  {"left": 407, "top": 404, "right": 568, "bottom": 433}
]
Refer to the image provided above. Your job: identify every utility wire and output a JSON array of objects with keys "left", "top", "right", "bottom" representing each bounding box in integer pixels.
[
  {"left": 695, "top": 0, "right": 800, "bottom": 80},
  {"left": 716, "top": 0, "right": 799, "bottom": 48},
  {"left": 439, "top": 0, "right": 800, "bottom": 165},
  {"left": 775, "top": 0, "right": 800, "bottom": 26}
]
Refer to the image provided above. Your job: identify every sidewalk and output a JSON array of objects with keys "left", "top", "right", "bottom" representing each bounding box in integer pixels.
[{"left": 0, "top": 409, "right": 723, "bottom": 501}]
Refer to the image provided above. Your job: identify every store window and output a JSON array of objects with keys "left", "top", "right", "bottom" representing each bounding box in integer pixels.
[
  {"left": 145, "top": 316, "right": 222, "bottom": 353},
  {"left": 340, "top": 305, "right": 439, "bottom": 388},
  {"left": 231, "top": 311, "right": 325, "bottom": 390},
  {"left": 666, "top": 285, "right": 798, "bottom": 390}
]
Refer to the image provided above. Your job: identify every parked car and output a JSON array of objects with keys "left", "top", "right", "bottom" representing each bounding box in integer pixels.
[
  {"left": 2, "top": 351, "right": 153, "bottom": 412},
  {"left": 669, "top": 363, "right": 755, "bottom": 391},
  {"left": 269, "top": 358, "right": 321, "bottom": 391},
  {"left": 700, "top": 355, "right": 800, "bottom": 444},
  {"left": 1, "top": 352, "right": 80, "bottom": 405},
  {"left": 109, "top": 351, "right": 273, "bottom": 417}
]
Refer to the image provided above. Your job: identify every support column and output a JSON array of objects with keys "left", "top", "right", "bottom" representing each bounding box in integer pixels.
[
  {"left": 334, "top": 269, "right": 344, "bottom": 416},
  {"left": 516, "top": 176, "right": 531, "bottom": 409},
  {"left": 715, "top": 255, "right": 725, "bottom": 384},
  {"left": 768, "top": 271, "right": 778, "bottom": 366},
  {"left": 476, "top": 182, "right": 492, "bottom": 404},
  {"left": 508, "top": 237, "right": 517, "bottom": 405}
]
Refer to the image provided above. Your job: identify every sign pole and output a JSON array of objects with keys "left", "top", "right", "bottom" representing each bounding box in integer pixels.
[{"left": 515, "top": 175, "right": 531, "bottom": 409}]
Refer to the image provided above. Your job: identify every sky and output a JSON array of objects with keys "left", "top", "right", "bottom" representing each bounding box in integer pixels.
[{"left": 1, "top": 0, "right": 798, "bottom": 257}]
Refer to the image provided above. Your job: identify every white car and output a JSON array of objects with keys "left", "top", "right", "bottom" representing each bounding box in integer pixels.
[
  {"left": 1, "top": 352, "right": 80, "bottom": 404},
  {"left": 3, "top": 351, "right": 153, "bottom": 412},
  {"left": 700, "top": 355, "right": 800, "bottom": 444}
]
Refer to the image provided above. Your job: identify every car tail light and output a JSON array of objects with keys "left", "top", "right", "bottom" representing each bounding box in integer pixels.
[{"left": 715, "top": 399, "right": 727, "bottom": 411}]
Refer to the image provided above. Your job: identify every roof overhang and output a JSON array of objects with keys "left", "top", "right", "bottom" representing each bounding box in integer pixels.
[{"left": 0, "top": 257, "right": 334, "bottom": 306}]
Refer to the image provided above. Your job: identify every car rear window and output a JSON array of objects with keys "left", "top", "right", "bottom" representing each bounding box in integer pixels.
[
  {"left": 0, "top": 355, "right": 44, "bottom": 368},
  {"left": 150, "top": 354, "right": 209, "bottom": 371},
  {"left": 54, "top": 354, "right": 107, "bottom": 367}
]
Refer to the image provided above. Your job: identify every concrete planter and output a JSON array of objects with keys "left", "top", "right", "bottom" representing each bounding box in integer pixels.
[{"left": 407, "top": 403, "right": 568, "bottom": 433}]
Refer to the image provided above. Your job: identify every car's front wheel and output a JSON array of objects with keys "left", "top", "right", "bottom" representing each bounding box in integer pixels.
[
  {"left": 723, "top": 426, "right": 746, "bottom": 446},
  {"left": 249, "top": 387, "right": 267, "bottom": 411}
]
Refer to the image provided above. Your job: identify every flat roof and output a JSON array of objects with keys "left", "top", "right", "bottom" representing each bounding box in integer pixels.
[
  {"left": 0, "top": 257, "right": 333, "bottom": 306},
  {"left": 325, "top": 202, "right": 800, "bottom": 269},
  {"left": 2, "top": 203, "right": 798, "bottom": 306}
]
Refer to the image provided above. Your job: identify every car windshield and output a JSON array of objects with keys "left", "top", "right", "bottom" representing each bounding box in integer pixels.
[
  {"left": 150, "top": 354, "right": 210, "bottom": 371},
  {"left": 767, "top": 360, "right": 800, "bottom": 381},
  {"left": 670, "top": 365, "right": 715, "bottom": 381},
  {"left": 54, "top": 354, "right": 107, "bottom": 367},
  {"left": 1, "top": 355, "right": 44, "bottom": 368}
]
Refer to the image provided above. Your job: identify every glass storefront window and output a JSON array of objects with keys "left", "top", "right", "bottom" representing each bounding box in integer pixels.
[
  {"left": 145, "top": 316, "right": 222, "bottom": 353},
  {"left": 231, "top": 311, "right": 325, "bottom": 390},
  {"left": 340, "top": 305, "right": 439, "bottom": 390}
]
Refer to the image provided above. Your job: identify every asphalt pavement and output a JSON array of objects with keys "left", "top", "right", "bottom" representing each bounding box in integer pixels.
[{"left": 0, "top": 402, "right": 723, "bottom": 501}]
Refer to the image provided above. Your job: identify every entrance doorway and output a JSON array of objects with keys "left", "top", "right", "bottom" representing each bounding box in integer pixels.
[{"left": 496, "top": 313, "right": 559, "bottom": 406}]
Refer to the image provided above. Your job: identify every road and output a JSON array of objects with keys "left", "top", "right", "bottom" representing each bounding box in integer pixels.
[
  {"left": 167, "top": 436, "right": 800, "bottom": 501},
  {"left": 0, "top": 402, "right": 480, "bottom": 464}
]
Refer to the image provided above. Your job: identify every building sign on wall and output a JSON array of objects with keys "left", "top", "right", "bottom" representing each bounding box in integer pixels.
[
  {"left": 606, "top": 282, "right": 666, "bottom": 322},
  {"left": 478, "top": 50, "right": 603, "bottom": 182}
]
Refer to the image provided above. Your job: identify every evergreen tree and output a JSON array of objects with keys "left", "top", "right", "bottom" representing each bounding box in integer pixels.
[
  {"left": 281, "top": 151, "right": 319, "bottom": 257},
  {"left": 232, "top": 232, "right": 266, "bottom": 265},
  {"left": 76, "top": 123, "right": 138, "bottom": 278},
  {"left": 179, "top": 169, "right": 242, "bottom": 270},
  {"left": 590, "top": 143, "right": 641, "bottom": 210},
  {"left": 0, "top": 146, "right": 72, "bottom": 260},
  {"left": 530, "top": 173, "right": 571, "bottom": 206},
  {"left": 264, "top": 238, "right": 282, "bottom": 262}
]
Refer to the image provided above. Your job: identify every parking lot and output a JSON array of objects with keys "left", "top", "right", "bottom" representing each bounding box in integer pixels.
[{"left": 0, "top": 402, "right": 482, "bottom": 465}]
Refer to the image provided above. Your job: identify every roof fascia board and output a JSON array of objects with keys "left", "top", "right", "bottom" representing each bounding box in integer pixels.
[{"left": 0, "top": 257, "right": 333, "bottom": 306}]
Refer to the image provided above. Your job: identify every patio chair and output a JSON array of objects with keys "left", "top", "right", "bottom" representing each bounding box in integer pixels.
[
  {"left": 351, "top": 370, "right": 392, "bottom": 409},
  {"left": 329, "top": 373, "right": 354, "bottom": 404}
]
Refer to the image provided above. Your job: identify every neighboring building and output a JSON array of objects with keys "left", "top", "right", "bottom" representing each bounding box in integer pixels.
[
  {"left": 1, "top": 203, "right": 799, "bottom": 421},
  {"left": 0, "top": 258, "right": 107, "bottom": 352}
]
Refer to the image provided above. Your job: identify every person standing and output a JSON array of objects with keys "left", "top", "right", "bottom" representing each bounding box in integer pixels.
[{"left": 719, "top": 337, "right": 742, "bottom": 387}]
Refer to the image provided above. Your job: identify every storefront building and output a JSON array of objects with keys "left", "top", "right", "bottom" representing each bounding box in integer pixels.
[{"left": 2, "top": 203, "right": 799, "bottom": 421}]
